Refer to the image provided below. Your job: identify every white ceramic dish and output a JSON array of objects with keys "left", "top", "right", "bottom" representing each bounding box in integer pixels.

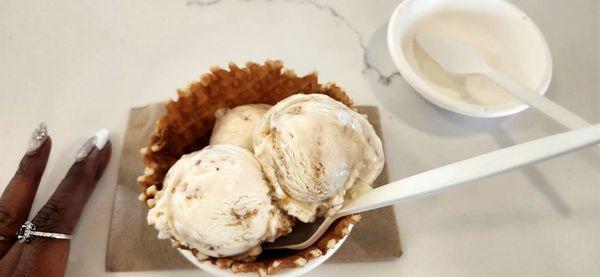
[
  {"left": 179, "top": 224, "right": 354, "bottom": 277},
  {"left": 387, "top": 0, "right": 553, "bottom": 117}
]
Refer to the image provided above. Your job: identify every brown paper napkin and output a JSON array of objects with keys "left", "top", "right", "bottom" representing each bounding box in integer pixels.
[{"left": 106, "top": 103, "right": 402, "bottom": 272}]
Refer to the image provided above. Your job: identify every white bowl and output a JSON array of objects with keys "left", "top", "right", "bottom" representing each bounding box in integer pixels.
[
  {"left": 387, "top": 0, "right": 553, "bottom": 118},
  {"left": 179, "top": 224, "right": 354, "bottom": 276}
]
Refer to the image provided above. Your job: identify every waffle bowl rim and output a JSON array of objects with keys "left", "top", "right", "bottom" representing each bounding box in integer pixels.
[{"left": 178, "top": 223, "right": 355, "bottom": 277}]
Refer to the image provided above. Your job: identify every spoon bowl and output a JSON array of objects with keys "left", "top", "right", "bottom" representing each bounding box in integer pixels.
[{"left": 416, "top": 29, "right": 594, "bottom": 132}]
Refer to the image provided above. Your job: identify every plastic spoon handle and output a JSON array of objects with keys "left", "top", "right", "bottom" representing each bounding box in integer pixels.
[
  {"left": 485, "top": 69, "right": 591, "bottom": 129},
  {"left": 338, "top": 124, "right": 600, "bottom": 216}
]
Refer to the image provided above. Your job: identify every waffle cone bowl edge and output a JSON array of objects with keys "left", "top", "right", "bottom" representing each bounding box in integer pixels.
[{"left": 137, "top": 60, "right": 363, "bottom": 275}]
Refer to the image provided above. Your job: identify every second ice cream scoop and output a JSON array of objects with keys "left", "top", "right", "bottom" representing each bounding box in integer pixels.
[{"left": 254, "top": 94, "right": 384, "bottom": 222}]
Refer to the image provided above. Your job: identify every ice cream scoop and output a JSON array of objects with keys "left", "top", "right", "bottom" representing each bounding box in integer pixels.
[
  {"left": 254, "top": 94, "right": 384, "bottom": 222},
  {"left": 210, "top": 104, "right": 271, "bottom": 151},
  {"left": 147, "top": 144, "right": 292, "bottom": 258}
]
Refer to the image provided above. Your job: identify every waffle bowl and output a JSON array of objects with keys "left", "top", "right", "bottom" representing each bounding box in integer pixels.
[{"left": 137, "top": 60, "right": 362, "bottom": 275}]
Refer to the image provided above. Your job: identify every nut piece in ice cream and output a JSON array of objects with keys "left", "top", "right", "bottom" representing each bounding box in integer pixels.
[
  {"left": 147, "top": 144, "right": 292, "bottom": 258},
  {"left": 254, "top": 94, "right": 384, "bottom": 222},
  {"left": 210, "top": 104, "right": 271, "bottom": 151}
]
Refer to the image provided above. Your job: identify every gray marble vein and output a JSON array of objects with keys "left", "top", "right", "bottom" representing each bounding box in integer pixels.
[{"left": 187, "top": 0, "right": 402, "bottom": 85}]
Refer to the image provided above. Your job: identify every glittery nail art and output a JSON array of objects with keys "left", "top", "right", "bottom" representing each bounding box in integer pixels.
[
  {"left": 26, "top": 123, "right": 48, "bottom": 154},
  {"left": 75, "top": 129, "right": 109, "bottom": 161},
  {"left": 76, "top": 136, "right": 97, "bottom": 162}
]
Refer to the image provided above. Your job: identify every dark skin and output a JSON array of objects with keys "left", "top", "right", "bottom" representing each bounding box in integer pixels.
[{"left": 0, "top": 137, "right": 111, "bottom": 276}]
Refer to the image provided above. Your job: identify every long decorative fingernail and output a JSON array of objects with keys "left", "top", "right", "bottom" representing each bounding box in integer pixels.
[
  {"left": 76, "top": 129, "right": 109, "bottom": 161},
  {"left": 26, "top": 123, "right": 48, "bottom": 155}
]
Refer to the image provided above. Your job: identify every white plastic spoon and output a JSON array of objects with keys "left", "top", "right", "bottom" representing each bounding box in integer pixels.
[
  {"left": 415, "top": 30, "right": 592, "bottom": 130},
  {"left": 265, "top": 124, "right": 600, "bottom": 250}
]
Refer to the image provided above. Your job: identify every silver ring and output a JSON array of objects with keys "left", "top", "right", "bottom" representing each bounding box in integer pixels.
[{"left": 17, "top": 221, "right": 73, "bottom": 243}]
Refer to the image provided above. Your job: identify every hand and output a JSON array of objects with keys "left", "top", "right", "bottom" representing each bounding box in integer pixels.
[{"left": 0, "top": 124, "right": 111, "bottom": 277}]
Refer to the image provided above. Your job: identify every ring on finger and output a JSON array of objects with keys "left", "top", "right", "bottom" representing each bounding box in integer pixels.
[{"left": 16, "top": 221, "right": 73, "bottom": 243}]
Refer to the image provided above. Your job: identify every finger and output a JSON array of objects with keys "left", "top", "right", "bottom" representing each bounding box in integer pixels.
[
  {"left": 0, "top": 242, "right": 24, "bottom": 275},
  {"left": 0, "top": 123, "right": 50, "bottom": 257},
  {"left": 31, "top": 129, "right": 111, "bottom": 235},
  {"left": 10, "top": 130, "right": 110, "bottom": 277},
  {"left": 9, "top": 237, "right": 69, "bottom": 277}
]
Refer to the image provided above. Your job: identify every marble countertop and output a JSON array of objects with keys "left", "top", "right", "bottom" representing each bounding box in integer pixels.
[{"left": 0, "top": 0, "right": 598, "bottom": 276}]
